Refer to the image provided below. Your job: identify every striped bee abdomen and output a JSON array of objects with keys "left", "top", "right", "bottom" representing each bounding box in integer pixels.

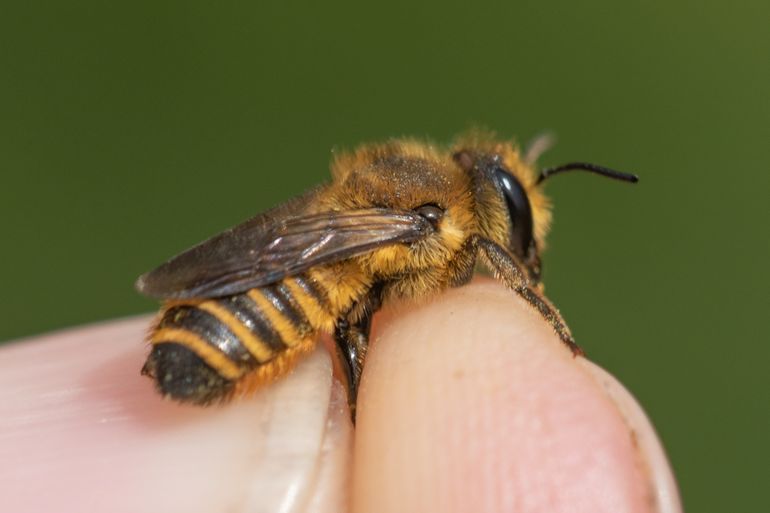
[{"left": 143, "top": 274, "right": 336, "bottom": 405}]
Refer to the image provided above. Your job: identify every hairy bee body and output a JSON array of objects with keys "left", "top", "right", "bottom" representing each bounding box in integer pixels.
[{"left": 137, "top": 132, "right": 637, "bottom": 418}]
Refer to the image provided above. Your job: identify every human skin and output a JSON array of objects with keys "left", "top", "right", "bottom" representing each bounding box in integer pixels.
[{"left": 0, "top": 280, "right": 682, "bottom": 513}]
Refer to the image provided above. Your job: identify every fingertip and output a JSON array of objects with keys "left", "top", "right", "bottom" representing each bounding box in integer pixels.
[{"left": 353, "top": 280, "right": 677, "bottom": 513}]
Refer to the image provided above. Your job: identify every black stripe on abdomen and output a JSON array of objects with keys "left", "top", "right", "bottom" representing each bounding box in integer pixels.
[
  {"left": 217, "top": 294, "right": 287, "bottom": 352},
  {"left": 261, "top": 283, "right": 313, "bottom": 337},
  {"left": 159, "top": 305, "right": 254, "bottom": 366},
  {"left": 142, "top": 342, "right": 235, "bottom": 405},
  {"left": 294, "top": 273, "right": 332, "bottom": 313}
]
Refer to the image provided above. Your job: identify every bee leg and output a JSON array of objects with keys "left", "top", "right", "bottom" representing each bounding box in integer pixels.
[
  {"left": 448, "top": 238, "right": 481, "bottom": 287},
  {"left": 475, "top": 237, "right": 583, "bottom": 356},
  {"left": 333, "top": 284, "right": 384, "bottom": 423}
]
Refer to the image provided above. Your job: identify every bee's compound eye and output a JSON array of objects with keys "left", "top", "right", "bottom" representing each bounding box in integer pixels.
[
  {"left": 494, "top": 167, "right": 534, "bottom": 260},
  {"left": 415, "top": 204, "right": 444, "bottom": 228}
]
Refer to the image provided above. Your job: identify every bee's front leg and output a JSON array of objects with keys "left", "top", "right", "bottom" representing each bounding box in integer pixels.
[
  {"left": 333, "top": 283, "right": 384, "bottom": 423},
  {"left": 475, "top": 237, "right": 583, "bottom": 356}
]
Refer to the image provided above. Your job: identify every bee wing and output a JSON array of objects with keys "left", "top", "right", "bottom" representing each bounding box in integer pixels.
[{"left": 136, "top": 200, "right": 432, "bottom": 300}]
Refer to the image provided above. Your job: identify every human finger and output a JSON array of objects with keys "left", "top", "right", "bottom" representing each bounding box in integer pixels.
[
  {"left": 0, "top": 317, "right": 351, "bottom": 513},
  {"left": 353, "top": 279, "right": 681, "bottom": 513}
]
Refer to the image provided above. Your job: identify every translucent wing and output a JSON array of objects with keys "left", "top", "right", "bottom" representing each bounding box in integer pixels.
[{"left": 136, "top": 190, "right": 432, "bottom": 299}]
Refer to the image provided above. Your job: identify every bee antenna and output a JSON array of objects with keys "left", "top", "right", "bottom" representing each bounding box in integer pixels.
[
  {"left": 537, "top": 162, "right": 639, "bottom": 185},
  {"left": 524, "top": 132, "right": 557, "bottom": 164}
]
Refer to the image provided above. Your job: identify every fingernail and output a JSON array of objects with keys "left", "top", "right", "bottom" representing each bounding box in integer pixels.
[
  {"left": 580, "top": 361, "right": 683, "bottom": 513},
  {"left": 301, "top": 380, "right": 353, "bottom": 513},
  {"left": 238, "top": 349, "right": 350, "bottom": 513}
]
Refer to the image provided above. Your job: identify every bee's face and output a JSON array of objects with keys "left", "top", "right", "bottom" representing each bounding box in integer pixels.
[
  {"left": 453, "top": 149, "right": 548, "bottom": 280},
  {"left": 449, "top": 132, "right": 553, "bottom": 282}
]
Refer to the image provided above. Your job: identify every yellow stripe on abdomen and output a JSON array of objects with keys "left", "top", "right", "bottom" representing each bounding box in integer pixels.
[
  {"left": 197, "top": 301, "right": 275, "bottom": 363},
  {"left": 150, "top": 328, "right": 242, "bottom": 380},
  {"left": 284, "top": 276, "right": 336, "bottom": 332},
  {"left": 247, "top": 289, "right": 306, "bottom": 349}
]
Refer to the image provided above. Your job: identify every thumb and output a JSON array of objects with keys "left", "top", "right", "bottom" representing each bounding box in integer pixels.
[{"left": 0, "top": 317, "right": 350, "bottom": 513}]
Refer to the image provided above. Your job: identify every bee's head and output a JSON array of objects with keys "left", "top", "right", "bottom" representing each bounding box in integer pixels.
[
  {"left": 453, "top": 145, "right": 546, "bottom": 280},
  {"left": 453, "top": 133, "right": 637, "bottom": 282}
]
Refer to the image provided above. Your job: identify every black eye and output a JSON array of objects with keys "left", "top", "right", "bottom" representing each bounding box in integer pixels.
[
  {"left": 494, "top": 168, "right": 534, "bottom": 259},
  {"left": 415, "top": 204, "right": 444, "bottom": 229}
]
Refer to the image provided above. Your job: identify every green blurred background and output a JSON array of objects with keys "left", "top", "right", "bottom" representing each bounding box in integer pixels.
[{"left": 1, "top": 1, "right": 767, "bottom": 510}]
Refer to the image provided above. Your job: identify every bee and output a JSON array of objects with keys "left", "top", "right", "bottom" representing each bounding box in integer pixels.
[{"left": 136, "top": 131, "right": 637, "bottom": 420}]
